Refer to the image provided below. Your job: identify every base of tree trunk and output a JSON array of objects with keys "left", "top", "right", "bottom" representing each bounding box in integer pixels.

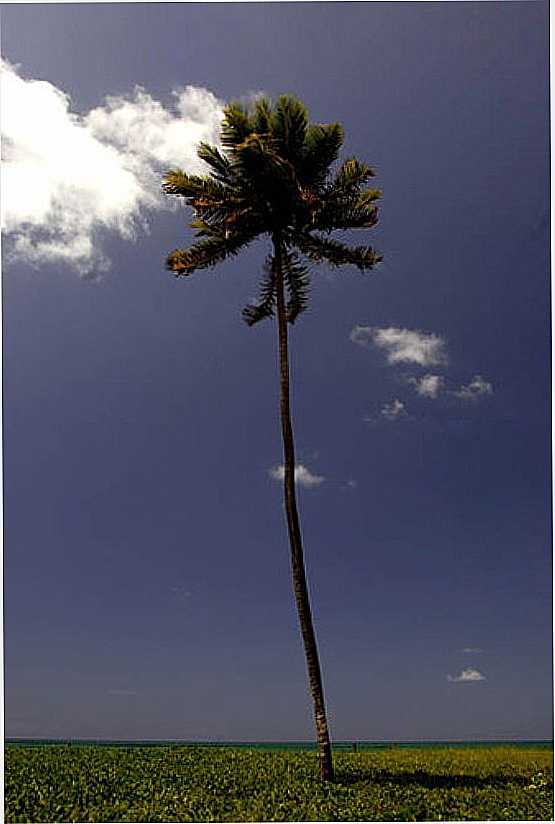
[{"left": 319, "top": 742, "right": 334, "bottom": 781}]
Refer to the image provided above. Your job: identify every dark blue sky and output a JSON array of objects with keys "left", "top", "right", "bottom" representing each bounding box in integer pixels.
[{"left": 2, "top": 2, "right": 551, "bottom": 741}]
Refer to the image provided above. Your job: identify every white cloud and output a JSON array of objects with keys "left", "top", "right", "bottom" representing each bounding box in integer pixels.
[
  {"left": 453, "top": 375, "right": 493, "bottom": 400},
  {"left": 462, "top": 647, "right": 483, "bottom": 654},
  {"left": 171, "top": 586, "right": 192, "bottom": 599},
  {"left": 349, "top": 325, "right": 375, "bottom": 347},
  {"left": 381, "top": 399, "right": 406, "bottom": 420},
  {"left": 447, "top": 667, "right": 486, "bottom": 683},
  {"left": 1, "top": 60, "right": 224, "bottom": 275},
  {"left": 269, "top": 464, "right": 325, "bottom": 487},
  {"left": 350, "top": 325, "right": 448, "bottom": 367},
  {"left": 409, "top": 374, "right": 445, "bottom": 398},
  {"left": 85, "top": 86, "right": 223, "bottom": 177}
]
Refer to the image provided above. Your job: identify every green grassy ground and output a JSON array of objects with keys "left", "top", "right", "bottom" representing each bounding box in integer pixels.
[{"left": 5, "top": 744, "right": 553, "bottom": 822}]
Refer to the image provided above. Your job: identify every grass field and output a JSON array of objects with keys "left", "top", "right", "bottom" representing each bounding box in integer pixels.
[{"left": 5, "top": 744, "right": 553, "bottom": 822}]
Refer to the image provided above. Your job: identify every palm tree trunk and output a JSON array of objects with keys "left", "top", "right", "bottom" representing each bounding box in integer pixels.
[{"left": 273, "top": 232, "right": 334, "bottom": 782}]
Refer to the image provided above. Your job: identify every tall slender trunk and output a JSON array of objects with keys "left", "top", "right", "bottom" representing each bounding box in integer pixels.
[{"left": 273, "top": 232, "right": 334, "bottom": 782}]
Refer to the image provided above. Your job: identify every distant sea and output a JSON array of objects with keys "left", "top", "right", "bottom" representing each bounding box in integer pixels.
[{"left": 5, "top": 738, "right": 553, "bottom": 751}]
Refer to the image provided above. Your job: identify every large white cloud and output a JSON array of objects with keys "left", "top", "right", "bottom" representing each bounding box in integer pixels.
[
  {"left": 85, "top": 86, "right": 223, "bottom": 179},
  {"left": 1, "top": 60, "right": 224, "bottom": 275},
  {"left": 350, "top": 325, "right": 448, "bottom": 367}
]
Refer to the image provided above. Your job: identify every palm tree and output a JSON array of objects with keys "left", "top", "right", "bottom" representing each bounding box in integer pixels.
[{"left": 163, "top": 95, "right": 382, "bottom": 781}]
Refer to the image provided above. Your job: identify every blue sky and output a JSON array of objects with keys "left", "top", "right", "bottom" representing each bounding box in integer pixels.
[{"left": 2, "top": 1, "right": 551, "bottom": 742}]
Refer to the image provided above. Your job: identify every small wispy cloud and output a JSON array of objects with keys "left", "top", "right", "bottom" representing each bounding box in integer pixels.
[
  {"left": 351, "top": 325, "right": 493, "bottom": 417},
  {"left": 171, "top": 586, "right": 192, "bottom": 601},
  {"left": 462, "top": 647, "right": 483, "bottom": 654},
  {"left": 346, "top": 479, "right": 358, "bottom": 489},
  {"left": 447, "top": 668, "right": 486, "bottom": 683},
  {"left": 349, "top": 325, "right": 375, "bottom": 347},
  {"left": 381, "top": 399, "right": 407, "bottom": 420},
  {"left": 351, "top": 325, "right": 448, "bottom": 367},
  {"left": 453, "top": 375, "right": 493, "bottom": 400},
  {"left": 409, "top": 374, "right": 445, "bottom": 398},
  {"left": 363, "top": 403, "right": 406, "bottom": 424},
  {"left": 269, "top": 464, "right": 324, "bottom": 487}
]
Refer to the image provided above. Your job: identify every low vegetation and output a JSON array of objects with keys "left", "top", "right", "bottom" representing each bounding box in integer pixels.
[{"left": 5, "top": 744, "right": 553, "bottom": 822}]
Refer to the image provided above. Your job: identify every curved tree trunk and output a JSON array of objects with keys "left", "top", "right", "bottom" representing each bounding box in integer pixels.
[{"left": 273, "top": 233, "right": 334, "bottom": 782}]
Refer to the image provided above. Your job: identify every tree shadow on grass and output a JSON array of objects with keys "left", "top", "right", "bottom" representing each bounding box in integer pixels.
[{"left": 334, "top": 768, "right": 531, "bottom": 790}]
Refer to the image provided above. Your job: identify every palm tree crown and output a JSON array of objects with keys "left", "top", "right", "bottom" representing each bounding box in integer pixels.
[{"left": 163, "top": 95, "right": 382, "bottom": 323}]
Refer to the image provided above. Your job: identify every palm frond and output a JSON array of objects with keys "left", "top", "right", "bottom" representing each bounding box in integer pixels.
[
  {"left": 235, "top": 133, "right": 292, "bottom": 177},
  {"left": 300, "top": 123, "right": 344, "bottom": 187},
  {"left": 163, "top": 170, "right": 229, "bottom": 202},
  {"left": 166, "top": 231, "right": 254, "bottom": 276},
  {"left": 313, "top": 159, "right": 381, "bottom": 231},
  {"left": 230, "top": 133, "right": 299, "bottom": 208},
  {"left": 282, "top": 249, "right": 311, "bottom": 323},
  {"left": 197, "top": 142, "right": 234, "bottom": 184},
  {"left": 190, "top": 202, "right": 262, "bottom": 238},
  {"left": 242, "top": 256, "right": 277, "bottom": 325},
  {"left": 315, "top": 201, "right": 380, "bottom": 232},
  {"left": 356, "top": 188, "right": 383, "bottom": 207},
  {"left": 327, "top": 158, "right": 376, "bottom": 197},
  {"left": 164, "top": 169, "right": 260, "bottom": 230},
  {"left": 162, "top": 169, "right": 211, "bottom": 198},
  {"left": 221, "top": 102, "right": 254, "bottom": 149},
  {"left": 325, "top": 157, "right": 382, "bottom": 205},
  {"left": 270, "top": 95, "right": 309, "bottom": 165},
  {"left": 253, "top": 97, "right": 272, "bottom": 134},
  {"left": 294, "top": 232, "right": 383, "bottom": 271}
]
